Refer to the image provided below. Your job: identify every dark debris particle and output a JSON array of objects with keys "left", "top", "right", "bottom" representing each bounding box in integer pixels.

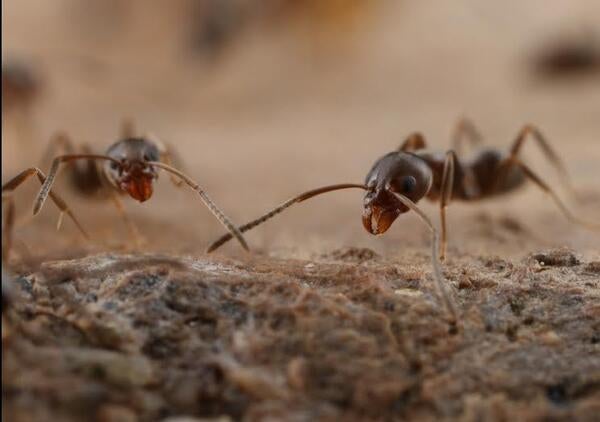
[
  {"left": 142, "top": 335, "right": 181, "bottom": 359},
  {"left": 522, "top": 315, "right": 535, "bottom": 325},
  {"left": 117, "top": 273, "right": 163, "bottom": 299},
  {"left": 324, "top": 247, "right": 380, "bottom": 263},
  {"left": 546, "top": 384, "right": 569, "bottom": 406},
  {"left": 532, "top": 249, "right": 580, "bottom": 267},
  {"left": 583, "top": 261, "right": 600, "bottom": 274},
  {"left": 482, "top": 256, "right": 512, "bottom": 272},
  {"left": 219, "top": 300, "right": 249, "bottom": 325},
  {"left": 14, "top": 276, "right": 33, "bottom": 294},
  {"left": 499, "top": 216, "right": 528, "bottom": 234},
  {"left": 102, "top": 301, "right": 118, "bottom": 311},
  {"left": 509, "top": 298, "right": 526, "bottom": 316},
  {"left": 505, "top": 324, "right": 519, "bottom": 342}
]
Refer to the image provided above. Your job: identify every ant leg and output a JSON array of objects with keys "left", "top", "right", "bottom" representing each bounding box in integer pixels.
[
  {"left": 108, "top": 192, "right": 145, "bottom": 248},
  {"left": 33, "top": 154, "right": 118, "bottom": 216},
  {"left": 439, "top": 151, "right": 458, "bottom": 261},
  {"left": 2, "top": 168, "right": 89, "bottom": 239},
  {"left": 508, "top": 125, "right": 577, "bottom": 199},
  {"left": 504, "top": 159, "right": 600, "bottom": 230},
  {"left": 205, "top": 183, "right": 368, "bottom": 252},
  {"left": 399, "top": 132, "right": 427, "bottom": 152},
  {"left": 451, "top": 116, "right": 483, "bottom": 156}
]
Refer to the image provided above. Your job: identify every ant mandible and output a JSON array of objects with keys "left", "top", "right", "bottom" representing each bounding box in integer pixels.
[{"left": 6, "top": 119, "right": 249, "bottom": 251}]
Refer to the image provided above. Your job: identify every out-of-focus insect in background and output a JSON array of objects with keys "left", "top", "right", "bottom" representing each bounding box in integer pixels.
[{"left": 2, "top": 0, "right": 600, "bottom": 260}]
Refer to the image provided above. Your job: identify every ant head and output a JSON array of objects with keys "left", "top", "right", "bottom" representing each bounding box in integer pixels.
[
  {"left": 105, "top": 138, "right": 161, "bottom": 202},
  {"left": 362, "top": 152, "right": 432, "bottom": 235}
]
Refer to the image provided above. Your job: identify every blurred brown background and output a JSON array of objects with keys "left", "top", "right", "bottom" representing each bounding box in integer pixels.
[{"left": 3, "top": 0, "right": 600, "bottom": 260}]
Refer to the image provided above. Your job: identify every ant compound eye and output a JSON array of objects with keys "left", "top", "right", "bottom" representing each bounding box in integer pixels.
[{"left": 401, "top": 176, "right": 417, "bottom": 193}]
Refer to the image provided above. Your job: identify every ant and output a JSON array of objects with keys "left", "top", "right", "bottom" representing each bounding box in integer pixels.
[
  {"left": 23, "top": 120, "right": 248, "bottom": 250},
  {"left": 206, "top": 118, "right": 600, "bottom": 322},
  {"left": 207, "top": 118, "right": 599, "bottom": 257}
]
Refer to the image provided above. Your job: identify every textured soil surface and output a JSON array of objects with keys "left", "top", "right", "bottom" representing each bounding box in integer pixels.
[
  {"left": 3, "top": 1, "right": 600, "bottom": 421},
  {"left": 3, "top": 248, "right": 600, "bottom": 421}
]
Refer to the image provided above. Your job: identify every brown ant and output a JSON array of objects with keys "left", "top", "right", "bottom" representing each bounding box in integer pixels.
[
  {"left": 22, "top": 120, "right": 248, "bottom": 250},
  {"left": 207, "top": 118, "right": 600, "bottom": 322}
]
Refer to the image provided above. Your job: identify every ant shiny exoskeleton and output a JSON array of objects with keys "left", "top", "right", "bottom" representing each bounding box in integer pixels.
[{"left": 5, "top": 120, "right": 249, "bottom": 251}]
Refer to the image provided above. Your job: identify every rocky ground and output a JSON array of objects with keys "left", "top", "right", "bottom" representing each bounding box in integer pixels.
[{"left": 3, "top": 248, "right": 600, "bottom": 421}]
